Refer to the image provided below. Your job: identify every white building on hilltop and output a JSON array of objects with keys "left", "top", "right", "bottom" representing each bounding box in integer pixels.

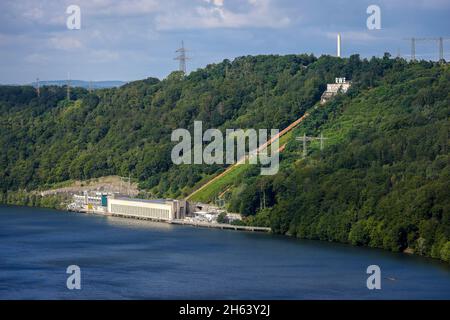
[{"left": 320, "top": 77, "right": 351, "bottom": 104}]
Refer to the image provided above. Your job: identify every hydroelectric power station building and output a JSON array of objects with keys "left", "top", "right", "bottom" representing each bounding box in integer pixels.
[
  {"left": 68, "top": 193, "right": 271, "bottom": 232},
  {"left": 107, "top": 197, "right": 187, "bottom": 222}
]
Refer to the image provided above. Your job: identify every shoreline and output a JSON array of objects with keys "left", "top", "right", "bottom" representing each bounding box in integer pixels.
[
  {"left": 71, "top": 207, "right": 271, "bottom": 233},
  {"left": 2, "top": 203, "right": 449, "bottom": 265}
]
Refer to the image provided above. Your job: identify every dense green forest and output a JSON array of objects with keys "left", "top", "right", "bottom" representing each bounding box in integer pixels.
[
  {"left": 223, "top": 60, "right": 450, "bottom": 263},
  {"left": 0, "top": 54, "right": 448, "bottom": 262}
]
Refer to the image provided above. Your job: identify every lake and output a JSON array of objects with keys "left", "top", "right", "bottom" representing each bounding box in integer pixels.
[{"left": 0, "top": 205, "right": 449, "bottom": 299}]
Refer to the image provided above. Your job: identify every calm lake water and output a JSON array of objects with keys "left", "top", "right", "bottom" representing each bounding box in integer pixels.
[{"left": 0, "top": 205, "right": 449, "bottom": 299}]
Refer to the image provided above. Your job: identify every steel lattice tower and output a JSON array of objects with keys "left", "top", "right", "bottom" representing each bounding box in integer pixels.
[{"left": 174, "top": 41, "right": 189, "bottom": 73}]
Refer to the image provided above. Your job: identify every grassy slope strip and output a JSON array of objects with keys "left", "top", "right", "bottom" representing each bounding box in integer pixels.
[
  {"left": 187, "top": 112, "right": 309, "bottom": 202},
  {"left": 232, "top": 63, "right": 449, "bottom": 262}
]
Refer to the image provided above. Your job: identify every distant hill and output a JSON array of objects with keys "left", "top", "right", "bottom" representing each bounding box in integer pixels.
[{"left": 30, "top": 80, "right": 127, "bottom": 89}]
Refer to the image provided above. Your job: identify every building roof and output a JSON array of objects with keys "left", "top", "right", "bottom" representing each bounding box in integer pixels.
[{"left": 115, "top": 197, "right": 171, "bottom": 204}]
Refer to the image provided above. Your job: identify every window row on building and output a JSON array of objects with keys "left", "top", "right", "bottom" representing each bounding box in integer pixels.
[{"left": 110, "top": 204, "right": 170, "bottom": 221}]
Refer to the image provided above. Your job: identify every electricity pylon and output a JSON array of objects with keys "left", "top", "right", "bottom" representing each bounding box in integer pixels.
[
  {"left": 404, "top": 37, "right": 450, "bottom": 62},
  {"left": 296, "top": 133, "right": 328, "bottom": 158},
  {"left": 174, "top": 41, "right": 190, "bottom": 73}
]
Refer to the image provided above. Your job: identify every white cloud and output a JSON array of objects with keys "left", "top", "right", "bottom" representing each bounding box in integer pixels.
[
  {"left": 22, "top": 6, "right": 44, "bottom": 20},
  {"left": 5, "top": 0, "right": 158, "bottom": 30},
  {"left": 49, "top": 36, "right": 83, "bottom": 50},
  {"left": 322, "top": 30, "right": 398, "bottom": 44},
  {"left": 89, "top": 49, "right": 120, "bottom": 62},
  {"left": 155, "top": 0, "right": 290, "bottom": 30},
  {"left": 325, "top": 31, "right": 378, "bottom": 42},
  {"left": 0, "top": 33, "right": 18, "bottom": 46},
  {"left": 379, "top": 0, "right": 450, "bottom": 9},
  {"left": 2, "top": 0, "right": 289, "bottom": 33},
  {"left": 204, "top": 0, "right": 224, "bottom": 6},
  {"left": 81, "top": 0, "right": 159, "bottom": 16},
  {"left": 24, "top": 53, "right": 50, "bottom": 64}
]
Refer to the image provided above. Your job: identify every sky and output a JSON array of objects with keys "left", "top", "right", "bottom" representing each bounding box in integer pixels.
[{"left": 0, "top": 0, "right": 449, "bottom": 84}]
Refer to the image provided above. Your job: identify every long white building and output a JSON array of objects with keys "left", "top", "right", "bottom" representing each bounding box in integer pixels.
[{"left": 107, "top": 197, "right": 187, "bottom": 222}]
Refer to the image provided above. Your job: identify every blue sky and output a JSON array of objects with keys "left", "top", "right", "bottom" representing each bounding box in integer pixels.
[{"left": 0, "top": 0, "right": 449, "bottom": 84}]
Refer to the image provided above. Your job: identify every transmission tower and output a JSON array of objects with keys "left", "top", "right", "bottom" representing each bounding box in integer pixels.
[
  {"left": 67, "top": 72, "right": 71, "bottom": 101},
  {"left": 128, "top": 173, "right": 131, "bottom": 196},
  {"left": 174, "top": 41, "right": 190, "bottom": 73},
  {"left": 119, "top": 175, "right": 132, "bottom": 196},
  {"left": 36, "top": 77, "right": 40, "bottom": 97},
  {"left": 404, "top": 37, "right": 450, "bottom": 62},
  {"left": 296, "top": 133, "right": 328, "bottom": 158}
]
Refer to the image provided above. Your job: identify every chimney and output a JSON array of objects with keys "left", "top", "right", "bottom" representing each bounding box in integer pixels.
[{"left": 337, "top": 33, "right": 341, "bottom": 57}]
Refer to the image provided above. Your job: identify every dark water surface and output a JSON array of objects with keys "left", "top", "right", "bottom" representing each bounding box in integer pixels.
[{"left": 0, "top": 205, "right": 449, "bottom": 299}]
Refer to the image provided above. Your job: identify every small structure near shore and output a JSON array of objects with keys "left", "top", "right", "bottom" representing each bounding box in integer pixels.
[{"left": 68, "top": 191, "right": 109, "bottom": 214}]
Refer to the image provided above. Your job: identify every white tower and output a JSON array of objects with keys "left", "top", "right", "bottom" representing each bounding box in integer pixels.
[{"left": 337, "top": 33, "right": 341, "bottom": 57}]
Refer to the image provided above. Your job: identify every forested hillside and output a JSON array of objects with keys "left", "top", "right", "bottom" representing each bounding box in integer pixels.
[
  {"left": 0, "top": 54, "right": 448, "bottom": 262},
  {"left": 1, "top": 54, "right": 317, "bottom": 196},
  {"left": 220, "top": 61, "right": 449, "bottom": 262}
]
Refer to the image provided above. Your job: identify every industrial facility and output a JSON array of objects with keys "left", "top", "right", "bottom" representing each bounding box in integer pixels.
[
  {"left": 66, "top": 192, "right": 264, "bottom": 231},
  {"left": 69, "top": 191, "right": 108, "bottom": 213},
  {"left": 107, "top": 197, "right": 187, "bottom": 221},
  {"left": 69, "top": 192, "right": 186, "bottom": 221}
]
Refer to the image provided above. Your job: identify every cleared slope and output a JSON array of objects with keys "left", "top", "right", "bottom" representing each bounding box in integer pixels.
[{"left": 187, "top": 112, "right": 310, "bottom": 202}]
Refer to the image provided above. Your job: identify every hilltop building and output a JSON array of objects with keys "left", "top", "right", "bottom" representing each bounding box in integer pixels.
[{"left": 320, "top": 77, "right": 351, "bottom": 104}]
